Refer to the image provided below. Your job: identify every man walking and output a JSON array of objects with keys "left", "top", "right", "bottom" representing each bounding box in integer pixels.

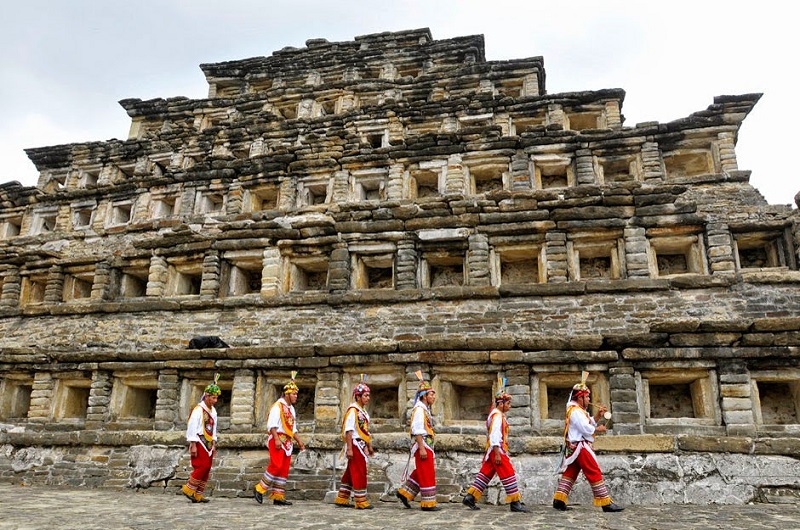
[
  {"left": 553, "top": 372, "right": 623, "bottom": 512},
  {"left": 462, "top": 377, "right": 529, "bottom": 513},
  {"left": 254, "top": 371, "right": 306, "bottom": 506},
  {"left": 396, "top": 371, "right": 439, "bottom": 511},
  {"left": 334, "top": 374, "right": 375, "bottom": 510},
  {"left": 182, "top": 374, "right": 221, "bottom": 503}
]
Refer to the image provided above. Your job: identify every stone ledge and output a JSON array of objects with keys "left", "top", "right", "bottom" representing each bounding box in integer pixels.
[
  {"left": 740, "top": 270, "right": 800, "bottom": 284},
  {"left": 753, "top": 316, "right": 800, "bottom": 332},
  {"left": 677, "top": 435, "right": 753, "bottom": 453},
  {"left": 0, "top": 275, "right": 710, "bottom": 318},
  {"left": 622, "top": 346, "right": 800, "bottom": 360},
  {"left": 6, "top": 270, "right": 798, "bottom": 321},
  {"left": 498, "top": 283, "right": 586, "bottom": 297},
  {"left": 315, "top": 340, "right": 397, "bottom": 356},
  {"left": 667, "top": 274, "right": 737, "bottom": 289},
  {"left": 516, "top": 350, "right": 619, "bottom": 363},
  {"left": 585, "top": 278, "right": 669, "bottom": 293},
  {"left": 595, "top": 434, "right": 675, "bottom": 452},
  {"left": 754, "top": 437, "right": 800, "bottom": 456},
  {"left": 0, "top": 430, "right": 785, "bottom": 455},
  {"left": 9, "top": 341, "right": 798, "bottom": 366},
  {"left": 516, "top": 334, "right": 604, "bottom": 350}
]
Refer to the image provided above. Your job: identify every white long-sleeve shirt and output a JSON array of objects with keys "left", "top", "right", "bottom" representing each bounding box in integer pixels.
[
  {"left": 410, "top": 402, "right": 430, "bottom": 436},
  {"left": 186, "top": 400, "right": 217, "bottom": 454},
  {"left": 566, "top": 401, "right": 596, "bottom": 443},
  {"left": 487, "top": 408, "right": 505, "bottom": 448},
  {"left": 267, "top": 397, "right": 297, "bottom": 435},
  {"left": 558, "top": 400, "right": 599, "bottom": 472},
  {"left": 343, "top": 402, "right": 370, "bottom": 441}
]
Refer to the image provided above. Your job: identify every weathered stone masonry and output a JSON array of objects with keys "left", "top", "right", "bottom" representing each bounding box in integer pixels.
[{"left": 1, "top": 28, "right": 800, "bottom": 505}]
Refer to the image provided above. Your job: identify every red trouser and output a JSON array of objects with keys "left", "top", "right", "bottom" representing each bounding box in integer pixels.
[
  {"left": 466, "top": 451, "right": 521, "bottom": 503},
  {"left": 335, "top": 445, "right": 370, "bottom": 508},
  {"left": 185, "top": 446, "right": 213, "bottom": 494},
  {"left": 553, "top": 442, "right": 612, "bottom": 507},
  {"left": 398, "top": 447, "right": 437, "bottom": 507},
  {"left": 256, "top": 437, "right": 292, "bottom": 500}
]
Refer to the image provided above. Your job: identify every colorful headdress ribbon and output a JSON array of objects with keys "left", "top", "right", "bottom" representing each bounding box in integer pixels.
[
  {"left": 353, "top": 373, "right": 370, "bottom": 397},
  {"left": 414, "top": 370, "right": 433, "bottom": 400},
  {"left": 284, "top": 370, "right": 299, "bottom": 394},
  {"left": 204, "top": 373, "right": 222, "bottom": 396},
  {"left": 494, "top": 374, "right": 511, "bottom": 403}
]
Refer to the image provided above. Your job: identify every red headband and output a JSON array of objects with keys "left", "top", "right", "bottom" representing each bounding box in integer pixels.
[{"left": 572, "top": 386, "right": 590, "bottom": 398}]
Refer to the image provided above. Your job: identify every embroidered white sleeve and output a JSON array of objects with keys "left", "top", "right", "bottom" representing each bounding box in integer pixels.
[
  {"left": 488, "top": 412, "right": 503, "bottom": 447},
  {"left": 185, "top": 405, "right": 203, "bottom": 442},
  {"left": 410, "top": 406, "right": 426, "bottom": 436},
  {"left": 266, "top": 402, "right": 281, "bottom": 432}
]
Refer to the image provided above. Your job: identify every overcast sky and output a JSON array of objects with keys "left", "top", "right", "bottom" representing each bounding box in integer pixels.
[{"left": 1, "top": 0, "right": 796, "bottom": 206}]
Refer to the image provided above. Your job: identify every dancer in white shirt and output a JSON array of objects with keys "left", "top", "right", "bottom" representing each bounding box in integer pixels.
[{"left": 254, "top": 371, "right": 306, "bottom": 506}]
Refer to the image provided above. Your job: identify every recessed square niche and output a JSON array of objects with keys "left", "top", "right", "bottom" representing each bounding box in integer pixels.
[
  {"left": 0, "top": 377, "right": 33, "bottom": 420},
  {"left": 52, "top": 379, "right": 92, "bottom": 420}
]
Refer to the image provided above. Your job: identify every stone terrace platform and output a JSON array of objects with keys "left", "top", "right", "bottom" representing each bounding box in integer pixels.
[{"left": 1, "top": 484, "right": 799, "bottom": 530}]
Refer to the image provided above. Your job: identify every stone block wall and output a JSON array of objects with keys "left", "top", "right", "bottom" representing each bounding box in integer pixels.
[
  {"left": 1, "top": 28, "right": 799, "bottom": 504},
  {"left": 3, "top": 434, "right": 800, "bottom": 505}
]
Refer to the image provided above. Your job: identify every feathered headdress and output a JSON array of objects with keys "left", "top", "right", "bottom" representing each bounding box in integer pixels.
[
  {"left": 204, "top": 373, "right": 222, "bottom": 396},
  {"left": 568, "top": 371, "right": 591, "bottom": 403},
  {"left": 284, "top": 370, "right": 299, "bottom": 394},
  {"left": 353, "top": 373, "right": 370, "bottom": 397},
  {"left": 414, "top": 370, "right": 433, "bottom": 401},
  {"left": 494, "top": 374, "right": 511, "bottom": 404}
]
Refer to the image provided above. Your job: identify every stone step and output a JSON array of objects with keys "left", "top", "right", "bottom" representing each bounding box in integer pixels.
[
  {"left": 435, "top": 483, "right": 463, "bottom": 495},
  {"left": 291, "top": 472, "right": 336, "bottom": 481},
  {"left": 759, "top": 487, "right": 800, "bottom": 504},
  {"left": 286, "top": 479, "right": 330, "bottom": 491},
  {"left": 213, "top": 488, "right": 242, "bottom": 498},
  {"left": 435, "top": 468, "right": 458, "bottom": 481},
  {"left": 367, "top": 481, "right": 388, "bottom": 494},
  {"left": 215, "top": 480, "right": 248, "bottom": 491},
  {"left": 100, "top": 479, "right": 131, "bottom": 489}
]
